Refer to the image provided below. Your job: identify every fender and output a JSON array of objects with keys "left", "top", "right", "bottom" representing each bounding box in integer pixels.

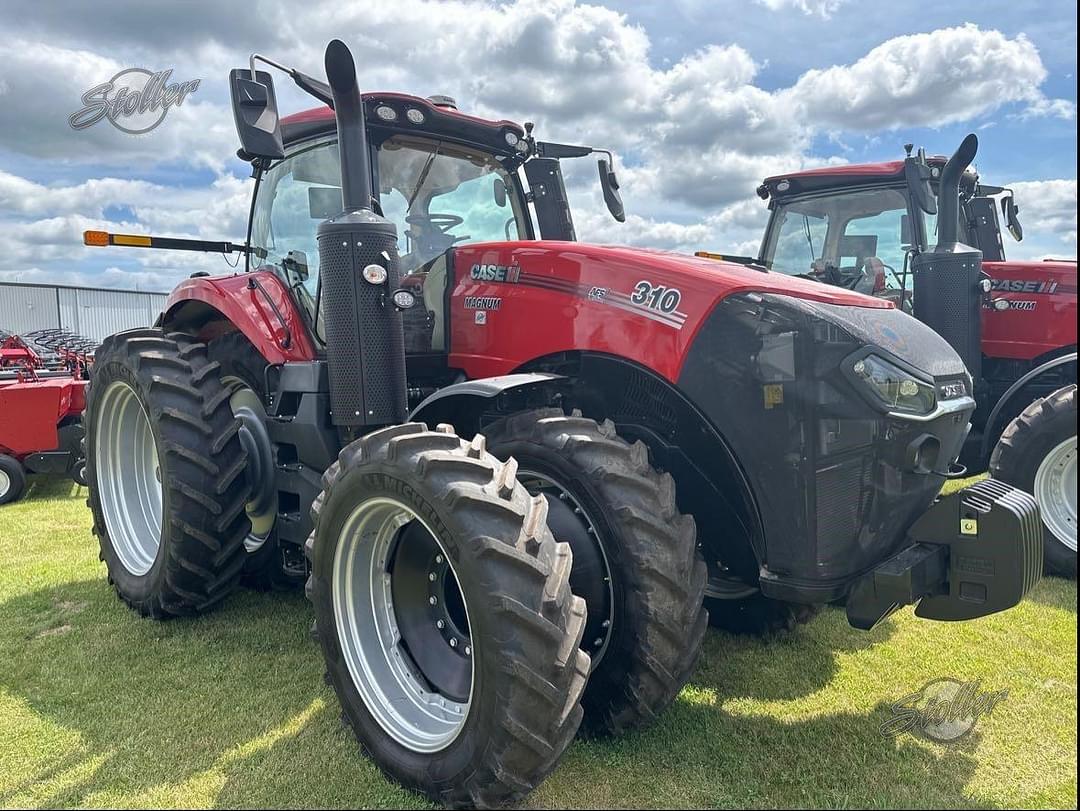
[
  {"left": 161, "top": 270, "right": 318, "bottom": 364},
  {"left": 981, "top": 351, "right": 1078, "bottom": 459},
  {"left": 410, "top": 372, "right": 566, "bottom": 426}
]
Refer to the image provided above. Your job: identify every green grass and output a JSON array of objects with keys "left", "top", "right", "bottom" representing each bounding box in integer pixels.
[{"left": 0, "top": 478, "right": 1075, "bottom": 809}]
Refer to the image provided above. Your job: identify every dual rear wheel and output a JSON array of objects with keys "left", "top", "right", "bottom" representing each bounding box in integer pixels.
[{"left": 84, "top": 330, "right": 716, "bottom": 807}]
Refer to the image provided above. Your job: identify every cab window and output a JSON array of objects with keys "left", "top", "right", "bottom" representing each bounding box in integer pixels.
[{"left": 763, "top": 187, "right": 914, "bottom": 294}]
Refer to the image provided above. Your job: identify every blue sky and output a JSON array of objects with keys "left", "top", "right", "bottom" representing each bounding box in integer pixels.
[{"left": 0, "top": 0, "right": 1075, "bottom": 291}]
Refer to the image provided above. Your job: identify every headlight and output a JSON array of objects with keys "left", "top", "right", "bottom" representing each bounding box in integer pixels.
[{"left": 851, "top": 354, "right": 936, "bottom": 415}]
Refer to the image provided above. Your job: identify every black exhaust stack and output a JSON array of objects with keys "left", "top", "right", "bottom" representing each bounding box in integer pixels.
[
  {"left": 911, "top": 133, "right": 983, "bottom": 382},
  {"left": 316, "top": 39, "right": 407, "bottom": 429}
]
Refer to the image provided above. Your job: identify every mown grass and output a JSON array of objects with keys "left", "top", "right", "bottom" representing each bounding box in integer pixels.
[{"left": 0, "top": 478, "right": 1075, "bottom": 809}]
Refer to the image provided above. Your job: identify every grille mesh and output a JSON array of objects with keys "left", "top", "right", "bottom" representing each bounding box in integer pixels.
[{"left": 318, "top": 221, "right": 407, "bottom": 427}]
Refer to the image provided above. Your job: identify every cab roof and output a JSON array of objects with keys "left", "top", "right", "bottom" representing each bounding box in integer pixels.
[
  {"left": 759, "top": 154, "right": 977, "bottom": 200},
  {"left": 280, "top": 93, "right": 527, "bottom": 160}
]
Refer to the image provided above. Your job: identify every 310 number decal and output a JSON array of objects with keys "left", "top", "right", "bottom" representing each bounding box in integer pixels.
[{"left": 630, "top": 280, "right": 682, "bottom": 314}]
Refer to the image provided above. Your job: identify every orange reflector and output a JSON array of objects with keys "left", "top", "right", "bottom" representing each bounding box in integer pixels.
[
  {"left": 694, "top": 251, "right": 724, "bottom": 261},
  {"left": 113, "top": 234, "right": 152, "bottom": 247},
  {"left": 84, "top": 230, "right": 110, "bottom": 246}
]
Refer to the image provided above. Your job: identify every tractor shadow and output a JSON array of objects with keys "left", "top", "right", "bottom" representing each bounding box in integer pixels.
[
  {"left": 535, "top": 608, "right": 986, "bottom": 809},
  {"left": 0, "top": 581, "right": 999, "bottom": 809}
]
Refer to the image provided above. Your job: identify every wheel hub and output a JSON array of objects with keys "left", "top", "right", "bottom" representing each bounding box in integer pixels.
[
  {"left": 1035, "top": 437, "right": 1077, "bottom": 552},
  {"left": 0, "top": 469, "right": 10, "bottom": 499}
]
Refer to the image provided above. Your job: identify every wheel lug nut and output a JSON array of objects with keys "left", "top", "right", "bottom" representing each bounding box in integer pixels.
[
  {"left": 464, "top": 645, "right": 471, "bottom": 656},
  {"left": 593, "top": 637, "right": 604, "bottom": 648},
  {"left": 449, "top": 638, "right": 458, "bottom": 648},
  {"left": 429, "top": 596, "right": 437, "bottom": 606},
  {"left": 601, "top": 620, "right": 611, "bottom": 628},
  {"left": 436, "top": 619, "right": 445, "bottom": 629},
  {"left": 428, "top": 572, "right": 436, "bottom": 581},
  {"left": 435, "top": 554, "right": 444, "bottom": 564}
]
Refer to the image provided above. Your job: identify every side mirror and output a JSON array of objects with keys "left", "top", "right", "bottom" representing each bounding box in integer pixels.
[
  {"left": 904, "top": 147, "right": 937, "bottom": 216},
  {"left": 229, "top": 68, "right": 284, "bottom": 161},
  {"left": 493, "top": 177, "right": 507, "bottom": 208},
  {"left": 1001, "top": 194, "right": 1023, "bottom": 242},
  {"left": 598, "top": 158, "right": 625, "bottom": 223}
]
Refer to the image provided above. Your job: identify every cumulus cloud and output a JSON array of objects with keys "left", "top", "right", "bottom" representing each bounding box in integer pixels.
[
  {"left": 786, "top": 25, "right": 1072, "bottom": 130},
  {"left": 1003, "top": 179, "right": 1078, "bottom": 257},
  {"left": 0, "top": 1, "right": 1073, "bottom": 289},
  {"left": 755, "top": 0, "right": 848, "bottom": 19}
]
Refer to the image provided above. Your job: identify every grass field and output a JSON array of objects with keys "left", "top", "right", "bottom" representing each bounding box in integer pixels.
[{"left": 0, "top": 477, "right": 1075, "bottom": 809}]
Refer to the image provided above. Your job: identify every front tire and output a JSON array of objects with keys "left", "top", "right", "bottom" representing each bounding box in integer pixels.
[
  {"left": 483, "top": 409, "right": 708, "bottom": 736},
  {"left": 85, "top": 329, "right": 252, "bottom": 617},
  {"left": 991, "top": 384, "right": 1077, "bottom": 578},
  {"left": 307, "top": 423, "right": 590, "bottom": 808}
]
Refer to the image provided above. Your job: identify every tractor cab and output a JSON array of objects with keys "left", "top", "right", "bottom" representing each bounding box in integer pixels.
[
  {"left": 245, "top": 92, "right": 623, "bottom": 355},
  {"left": 756, "top": 150, "right": 1022, "bottom": 308}
]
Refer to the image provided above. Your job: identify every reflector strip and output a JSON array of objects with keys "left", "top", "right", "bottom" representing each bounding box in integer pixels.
[{"left": 113, "top": 234, "right": 152, "bottom": 247}]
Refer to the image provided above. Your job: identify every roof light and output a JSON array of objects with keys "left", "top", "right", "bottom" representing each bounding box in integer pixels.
[
  {"left": 375, "top": 105, "right": 397, "bottom": 122},
  {"left": 406, "top": 108, "right": 425, "bottom": 124},
  {"left": 504, "top": 131, "right": 519, "bottom": 147},
  {"left": 776, "top": 179, "right": 790, "bottom": 192}
]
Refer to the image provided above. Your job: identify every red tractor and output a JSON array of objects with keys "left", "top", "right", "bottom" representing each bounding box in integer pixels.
[
  {"left": 82, "top": 41, "right": 1043, "bottom": 807},
  {"left": 747, "top": 138, "right": 1076, "bottom": 576}
]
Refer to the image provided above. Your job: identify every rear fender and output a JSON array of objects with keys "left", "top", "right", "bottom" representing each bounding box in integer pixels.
[{"left": 160, "top": 271, "right": 318, "bottom": 364}]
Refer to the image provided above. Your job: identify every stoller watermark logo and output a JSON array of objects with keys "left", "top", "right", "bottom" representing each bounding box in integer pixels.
[
  {"left": 69, "top": 68, "right": 201, "bottom": 134},
  {"left": 880, "top": 677, "right": 1008, "bottom": 743}
]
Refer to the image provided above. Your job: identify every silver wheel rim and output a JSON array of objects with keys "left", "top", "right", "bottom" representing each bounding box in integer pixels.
[
  {"left": 95, "top": 381, "right": 162, "bottom": 575},
  {"left": 1035, "top": 436, "right": 1077, "bottom": 552},
  {"left": 332, "top": 496, "right": 472, "bottom": 752},
  {"left": 0, "top": 468, "right": 10, "bottom": 499}
]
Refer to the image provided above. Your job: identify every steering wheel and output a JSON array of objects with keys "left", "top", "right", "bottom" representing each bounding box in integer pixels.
[{"left": 406, "top": 212, "right": 464, "bottom": 234}]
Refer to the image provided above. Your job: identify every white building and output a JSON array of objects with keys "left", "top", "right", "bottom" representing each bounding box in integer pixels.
[{"left": 0, "top": 282, "right": 169, "bottom": 342}]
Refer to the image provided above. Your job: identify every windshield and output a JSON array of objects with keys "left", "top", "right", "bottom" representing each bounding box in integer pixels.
[
  {"left": 761, "top": 188, "right": 917, "bottom": 296},
  {"left": 249, "top": 135, "right": 529, "bottom": 344},
  {"left": 377, "top": 135, "right": 527, "bottom": 272}
]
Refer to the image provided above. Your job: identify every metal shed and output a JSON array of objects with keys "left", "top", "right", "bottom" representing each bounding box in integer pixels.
[{"left": 0, "top": 282, "right": 169, "bottom": 342}]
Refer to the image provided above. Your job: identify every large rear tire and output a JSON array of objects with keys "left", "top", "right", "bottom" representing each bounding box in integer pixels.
[
  {"left": 483, "top": 409, "right": 707, "bottom": 736},
  {"left": 991, "top": 384, "right": 1077, "bottom": 578},
  {"left": 306, "top": 423, "right": 590, "bottom": 808},
  {"left": 85, "top": 329, "right": 252, "bottom": 617}
]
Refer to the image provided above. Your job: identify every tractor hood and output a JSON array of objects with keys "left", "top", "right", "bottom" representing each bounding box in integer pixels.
[{"left": 473, "top": 240, "right": 894, "bottom": 310}]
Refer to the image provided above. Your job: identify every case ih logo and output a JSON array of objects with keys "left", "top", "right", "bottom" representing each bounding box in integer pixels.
[
  {"left": 989, "top": 279, "right": 1059, "bottom": 295},
  {"left": 470, "top": 264, "right": 521, "bottom": 283},
  {"left": 69, "top": 68, "right": 201, "bottom": 135}
]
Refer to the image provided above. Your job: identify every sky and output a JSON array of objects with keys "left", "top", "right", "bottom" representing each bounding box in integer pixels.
[{"left": 0, "top": 0, "right": 1075, "bottom": 293}]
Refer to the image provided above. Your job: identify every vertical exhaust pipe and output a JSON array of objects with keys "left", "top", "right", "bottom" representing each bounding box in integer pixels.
[
  {"left": 911, "top": 134, "right": 984, "bottom": 385},
  {"left": 317, "top": 39, "right": 407, "bottom": 430},
  {"left": 934, "top": 133, "right": 979, "bottom": 250}
]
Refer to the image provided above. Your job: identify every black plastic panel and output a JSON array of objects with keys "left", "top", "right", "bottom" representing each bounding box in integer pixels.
[{"left": 678, "top": 293, "right": 973, "bottom": 599}]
